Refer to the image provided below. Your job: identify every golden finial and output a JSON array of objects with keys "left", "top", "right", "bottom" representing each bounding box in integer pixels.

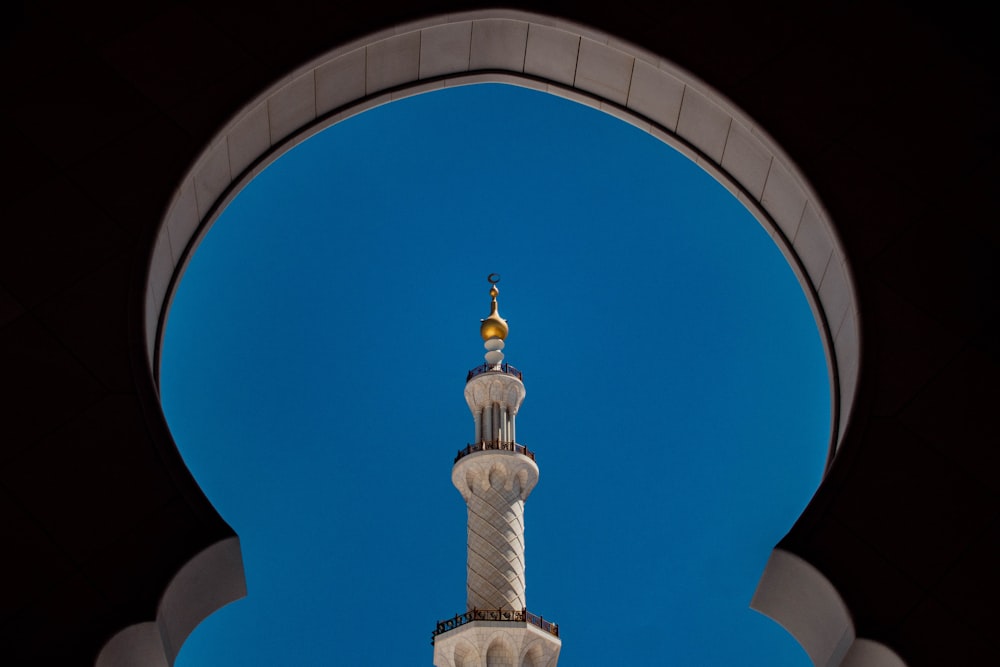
[{"left": 480, "top": 273, "right": 509, "bottom": 341}]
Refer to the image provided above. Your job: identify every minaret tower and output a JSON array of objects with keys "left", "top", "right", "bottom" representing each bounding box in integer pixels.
[{"left": 432, "top": 275, "right": 561, "bottom": 667}]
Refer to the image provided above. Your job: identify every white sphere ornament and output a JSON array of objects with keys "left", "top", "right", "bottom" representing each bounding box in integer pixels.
[{"left": 484, "top": 338, "right": 505, "bottom": 351}]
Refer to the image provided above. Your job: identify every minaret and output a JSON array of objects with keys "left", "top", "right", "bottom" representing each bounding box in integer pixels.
[{"left": 432, "top": 275, "right": 561, "bottom": 667}]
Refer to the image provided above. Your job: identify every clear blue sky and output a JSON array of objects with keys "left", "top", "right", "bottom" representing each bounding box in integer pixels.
[{"left": 162, "top": 83, "right": 828, "bottom": 666}]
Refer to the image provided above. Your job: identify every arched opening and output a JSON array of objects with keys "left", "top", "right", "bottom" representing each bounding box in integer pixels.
[
  {"left": 146, "top": 13, "right": 860, "bottom": 455},
  {"left": 162, "top": 81, "right": 824, "bottom": 667},
  {"left": 125, "top": 10, "right": 873, "bottom": 667},
  {"left": 452, "top": 639, "right": 479, "bottom": 667},
  {"left": 487, "top": 640, "right": 516, "bottom": 667}
]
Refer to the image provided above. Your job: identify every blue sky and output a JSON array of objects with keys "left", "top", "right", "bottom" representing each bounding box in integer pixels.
[{"left": 161, "top": 83, "right": 828, "bottom": 666}]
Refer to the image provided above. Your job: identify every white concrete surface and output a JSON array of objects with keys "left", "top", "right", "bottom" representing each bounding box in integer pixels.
[
  {"left": 452, "top": 450, "right": 540, "bottom": 611},
  {"left": 96, "top": 536, "right": 246, "bottom": 667},
  {"left": 465, "top": 371, "right": 525, "bottom": 444},
  {"left": 433, "top": 620, "right": 561, "bottom": 667},
  {"left": 752, "top": 548, "right": 907, "bottom": 667}
]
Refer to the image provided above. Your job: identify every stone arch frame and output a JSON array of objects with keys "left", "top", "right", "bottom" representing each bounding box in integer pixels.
[
  {"left": 129, "top": 9, "right": 890, "bottom": 667},
  {"left": 147, "top": 11, "right": 860, "bottom": 458}
]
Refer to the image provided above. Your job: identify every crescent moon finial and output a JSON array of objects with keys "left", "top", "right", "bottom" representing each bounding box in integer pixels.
[{"left": 480, "top": 273, "right": 508, "bottom": 341}]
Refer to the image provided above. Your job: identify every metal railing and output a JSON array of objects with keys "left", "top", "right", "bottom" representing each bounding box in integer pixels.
[
  {"left": 432, "top": 608, "right": 559, "bottom": 644},
  {"left": 455, "top": 440, "right": 535, "bottom": 463},
  {"left": 467, "top": 362, "right": 523, "bottom": 382}
]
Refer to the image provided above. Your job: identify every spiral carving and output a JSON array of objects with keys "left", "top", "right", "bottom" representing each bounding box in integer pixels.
[
  {"left": 453, "top": 452, "right": 539, "bottom": 611},
  {"left": 467, "top": 479, "right": 526, "bottom": 609}
]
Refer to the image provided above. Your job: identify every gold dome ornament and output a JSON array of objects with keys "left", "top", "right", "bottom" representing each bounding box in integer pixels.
[{"left": 479, "top": 274, "right": 509, "bottom": 341}]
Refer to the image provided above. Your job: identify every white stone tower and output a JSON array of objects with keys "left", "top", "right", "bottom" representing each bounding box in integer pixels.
[{"left": 432, "top": 275, "right": 561, "bottom": 667}]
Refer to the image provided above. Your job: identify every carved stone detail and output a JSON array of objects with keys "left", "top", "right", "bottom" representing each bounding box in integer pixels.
[{"left": 453, "top": 451, "right": 540, "bottom": 611}]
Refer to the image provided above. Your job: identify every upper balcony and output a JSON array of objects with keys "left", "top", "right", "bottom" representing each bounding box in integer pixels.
[
  {"left": 454, "top": 440, "right": 535, "bottom": 464},
  {"left": 466, "top": 362, "right": 523, "bottom": 383}
]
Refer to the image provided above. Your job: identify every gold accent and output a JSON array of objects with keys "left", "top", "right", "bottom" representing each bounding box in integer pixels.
[{"left": 480, "top": 281, "right": 509, "bottom": 341}]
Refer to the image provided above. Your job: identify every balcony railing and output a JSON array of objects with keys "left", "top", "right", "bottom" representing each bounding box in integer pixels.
[
  {"left": 455, "top": 440, "right": 535, "bottom": 463},
  {"left": 432, "top": 608, "right": 559, "bottom": 644},
  {"left": 467, "top": 362, "right": 523, "bottom": 382}
]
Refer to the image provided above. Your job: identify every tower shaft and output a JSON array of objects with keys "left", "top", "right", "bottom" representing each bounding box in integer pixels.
[
  {"left": 432, "top": 278, "right": 560, "bottom": 667},
  {"left": 454, "top": 446, "right": 536, "bottom": 610},
  {"left": 458, "top": 370, "right": 533, "bottom": 610}
]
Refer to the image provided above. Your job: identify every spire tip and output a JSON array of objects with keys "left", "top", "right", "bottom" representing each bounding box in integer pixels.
[{"left": 480, "top": 273, "right": 509, "bottom": 342}]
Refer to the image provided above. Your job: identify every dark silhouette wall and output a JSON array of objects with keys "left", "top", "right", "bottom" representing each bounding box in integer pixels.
[{"left": 0, "top": 2, "right": 995, "bottom": 665}]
